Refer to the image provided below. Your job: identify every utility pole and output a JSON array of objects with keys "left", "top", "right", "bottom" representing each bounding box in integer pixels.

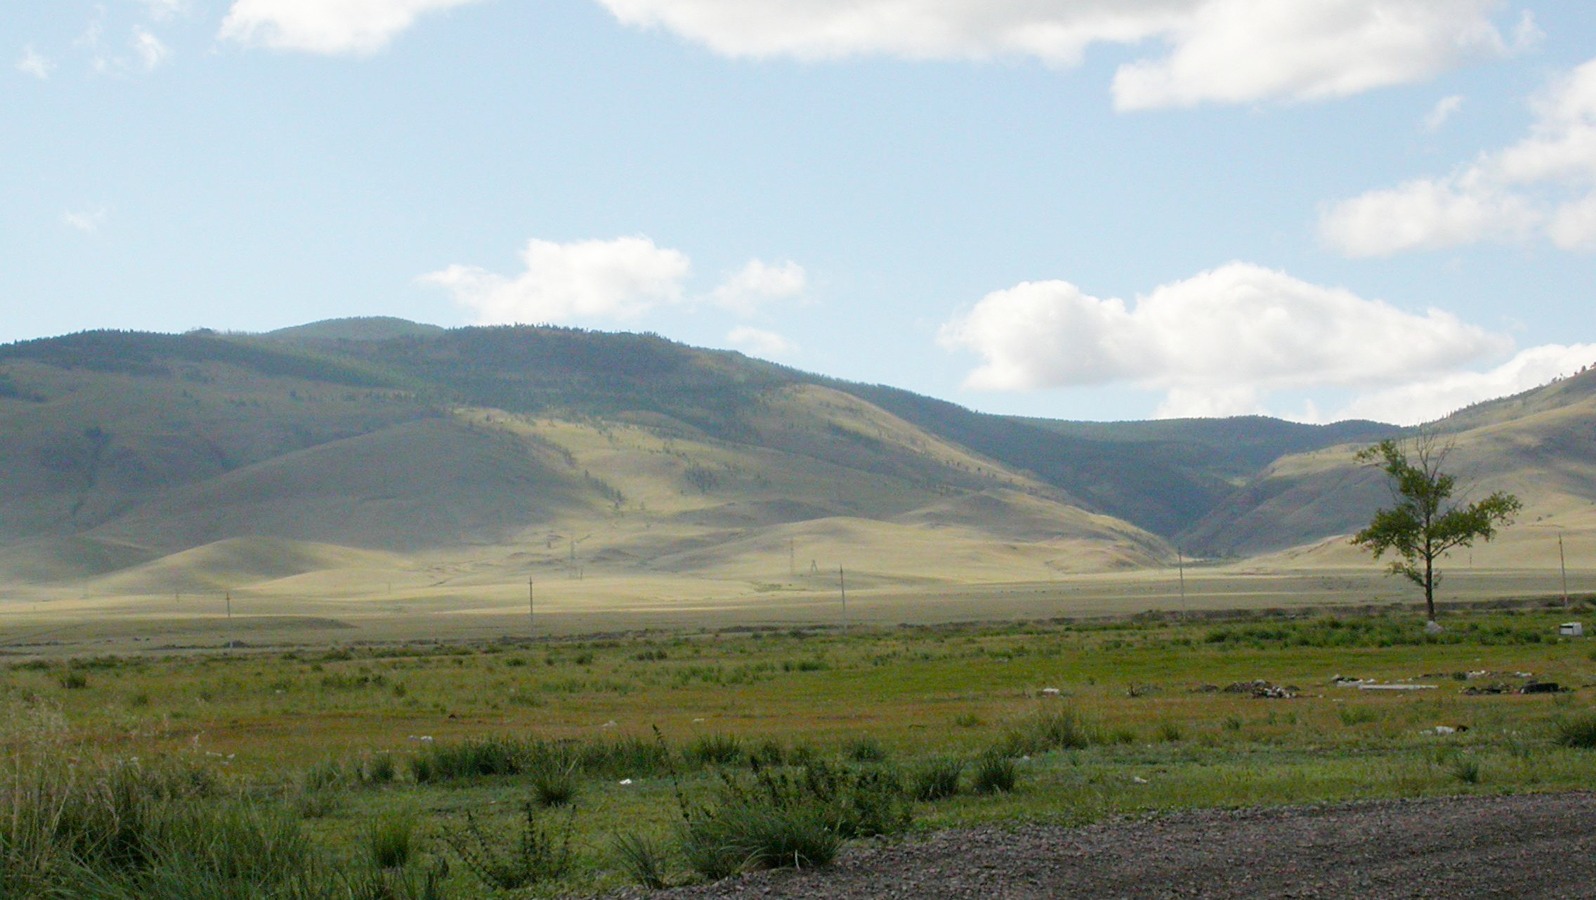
[
  {"left": 1177, "top": 547, "right": 1187, "bottom": 617},
  {"left": 839, "top": 566, "right": 847, "bottom": 633},
  {"left": 1560, "top": 533, "right": 1570, "bottom": 609}
]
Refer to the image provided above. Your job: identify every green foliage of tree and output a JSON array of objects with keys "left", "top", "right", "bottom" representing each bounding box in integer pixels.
[{"left": 1352, "top": 435, "right": 1522, "bottom": 622}]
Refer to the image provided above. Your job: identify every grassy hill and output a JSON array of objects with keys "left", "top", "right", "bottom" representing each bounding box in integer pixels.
[
  {"left": 2, "top": 321, "right": 1591, "bottom": 604},
  {"left": 1182, "top": 366, "right": 1596, "bottom": 558}
]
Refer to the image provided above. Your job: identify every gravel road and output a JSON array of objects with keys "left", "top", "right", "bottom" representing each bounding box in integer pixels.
[{"left": 611, "top": 792, "right": 1596, "bottom": 899}]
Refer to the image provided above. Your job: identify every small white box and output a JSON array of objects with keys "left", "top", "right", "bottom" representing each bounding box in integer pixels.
[{"left": 1560, "top": 622, "right": 1583, "bottom": 637}]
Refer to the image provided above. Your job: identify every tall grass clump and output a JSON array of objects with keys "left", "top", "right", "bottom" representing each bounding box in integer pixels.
[
  {"left": 676, "top": 757, "right": 909, "bottom": 881},
  {"left": 970, "top": 752, "right": 1018, "bottom": 794},
  {"left": 366, "top": 812, "right": 418, "bottom": 870},
  {"left": 411, "top": 736, "right": 527, "bottom": 783},
  {"left": 530, "top": 763, "right": 579, "bottom": 808},
  {"left": 996, "top": 707, "right": 1096, "bottom": 757},
  {"left": 3, "top": 750, "right": 325, "bottom": 899},
  {"left": 611, "top": 831, "right": 673, "bottom": 890},
  {"left": 910, "top": 757, "right": 964, "bottom": 802},
  {"left": 689, "top": 733, "right": 745, "bottom": 767},
  {"left": 1554, "top": 713, "right": 1596, "bottom": 748}
]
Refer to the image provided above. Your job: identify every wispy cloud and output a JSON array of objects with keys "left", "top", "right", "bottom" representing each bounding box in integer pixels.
[
  {"left": 597, "top": 0, "right": 1525, "bottom": 111},
  {"left": 939, "top": 262, "right": 1518, "bottom": 423},
  {"left": 220, "top": 0, "right": 487, "bottom": 56},
  {"left": 62, "top": 207, "right": 110, "bottom": 234},
  {"left": 1322, "top": 56, "right": 1596, "bottom": 255},
  {"left": 1423, "top": 94, "right": 1464, "bottom": 132},
  {"left": 132, "top": 27, "right": 169, "bottom": 71},
  {"left": 16, "top": 45, "right": 54, "bottom": 79},
  {"left": 137, "top": 0, "right": 190, "bottom": 21}
]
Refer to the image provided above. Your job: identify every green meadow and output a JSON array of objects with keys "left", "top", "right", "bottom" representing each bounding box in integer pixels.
[{"left": 4, "top": 601, "right": 1595, "bottom": 897}]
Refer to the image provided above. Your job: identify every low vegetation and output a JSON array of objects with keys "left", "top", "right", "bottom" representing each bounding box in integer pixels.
[{"left": 2, "top": 606, "right": 1594, "bottom": 896}]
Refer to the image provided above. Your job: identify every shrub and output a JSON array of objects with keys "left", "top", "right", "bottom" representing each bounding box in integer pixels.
[{"left": 442, "top": 801, "right": 573, "bottom": 891}]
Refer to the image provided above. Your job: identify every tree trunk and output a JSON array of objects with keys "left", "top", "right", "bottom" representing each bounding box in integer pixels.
[{"left": 1424, "top": 554, "right": 1436, "bottom": 621}]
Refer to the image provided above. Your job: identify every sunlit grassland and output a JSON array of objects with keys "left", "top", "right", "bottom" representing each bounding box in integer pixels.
[{"left": 3, "top": 605, "right": 1595, "bottom": 895}]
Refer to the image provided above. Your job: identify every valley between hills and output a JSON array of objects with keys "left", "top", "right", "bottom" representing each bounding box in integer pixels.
[{"left": 2, "top": 318, "right": 1592, "bottom": 654}]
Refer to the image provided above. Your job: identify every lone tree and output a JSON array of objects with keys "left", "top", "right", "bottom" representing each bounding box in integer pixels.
[{"left": 1352, "top": 435, "right": 1522, "bottom": 623}]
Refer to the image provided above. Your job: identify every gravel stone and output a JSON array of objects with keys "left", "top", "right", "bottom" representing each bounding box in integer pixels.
[{"left": 605, "top": 793, "right": 1596, "bottom": 899}]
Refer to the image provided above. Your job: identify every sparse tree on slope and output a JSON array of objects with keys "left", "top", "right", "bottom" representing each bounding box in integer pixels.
[{"left": 1352, "top": 434, "right": 1521, "bottom": 623}]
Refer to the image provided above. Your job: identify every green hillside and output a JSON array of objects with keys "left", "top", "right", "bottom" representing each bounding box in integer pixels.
[
  {"left": 1182, "top": 366, "right": 1596, "bottom": 557},
  {"left": 2, "top": 321, "right": 1591, "bottom": 597}
]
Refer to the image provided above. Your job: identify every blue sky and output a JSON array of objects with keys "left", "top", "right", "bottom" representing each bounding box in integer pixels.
[{"left": 5, "top": 1, "right": 1594, "bottom": 425}]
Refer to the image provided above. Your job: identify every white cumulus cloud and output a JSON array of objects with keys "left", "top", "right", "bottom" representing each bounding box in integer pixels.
[
  {"left": 709, "top": 259, "right": 806, "bottom": 315},
  {"left": 1322, "top": 55, "right": 1596, "bottom": 256},
  {"left": 595, "top": 0, "right": 1521, "bottom": 110},
  {"left": 422, "top": 236, "right": 692, "bottom": 325},
  {"left": 220, "top": 0, "right": 486, "bottom": 55},
  {"left": 938, "top": 262, "right": 1512, "bottom": 420},
  {"left": 16, "top": 45, "right": 54, "bottom": 79},
  {"left": 1331, "top": 344, "right": 1596, "bottom": 424},
  {"left": 727, "top": 326, "right": 797, "bottom": 359}
]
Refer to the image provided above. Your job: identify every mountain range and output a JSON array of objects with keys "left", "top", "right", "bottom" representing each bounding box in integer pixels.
[{"left": 1, "top": 319, "right": 1590, "bottom": 599}]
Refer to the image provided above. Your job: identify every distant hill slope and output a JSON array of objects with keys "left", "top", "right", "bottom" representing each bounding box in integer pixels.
[
  {"left": 3, "top": 320, "right": 1590, "bottom": 587},
  {"left": 1182, "top": 367, "right": 1596, "bottom": 557}
]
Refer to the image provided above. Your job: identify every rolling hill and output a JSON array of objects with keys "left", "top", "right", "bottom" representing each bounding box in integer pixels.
[{"left": 0, "top": 320, "right": 1591, "bottom": 603}]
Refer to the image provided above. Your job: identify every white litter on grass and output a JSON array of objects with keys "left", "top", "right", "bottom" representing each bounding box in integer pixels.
[
  {"left": 619, "top": 778, "right": 633, "bottom": 785},
  {"left": 1132, "top": 776, "right": 1150, "bottom": 784}
]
